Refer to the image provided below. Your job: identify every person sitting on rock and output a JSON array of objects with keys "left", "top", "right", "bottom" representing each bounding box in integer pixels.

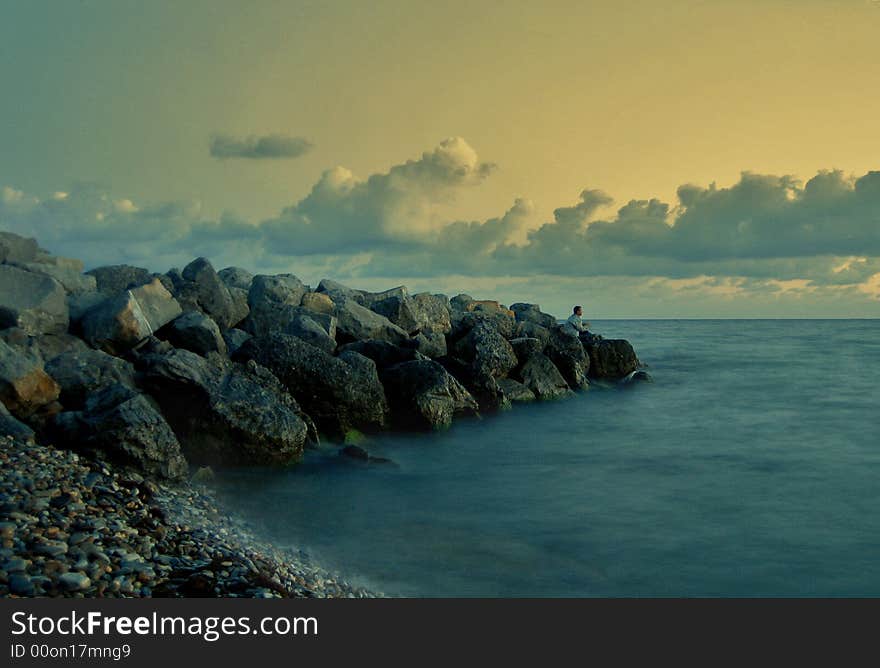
[{"left": 565, "top": 305, "right": 602, "bottom": 344}]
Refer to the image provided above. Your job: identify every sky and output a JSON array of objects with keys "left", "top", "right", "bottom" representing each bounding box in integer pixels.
[{"left": 2, "top": 0, "right": 880, "bottom": 317}]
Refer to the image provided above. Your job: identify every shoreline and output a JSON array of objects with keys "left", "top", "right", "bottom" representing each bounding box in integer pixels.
[{"left": 0, "top": 434, "right": 377, "bottom": 598}]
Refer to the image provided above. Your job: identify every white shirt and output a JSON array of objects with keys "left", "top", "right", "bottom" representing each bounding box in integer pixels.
[{"left": 565, "top": 314, "right": 585, "bottom": 335}]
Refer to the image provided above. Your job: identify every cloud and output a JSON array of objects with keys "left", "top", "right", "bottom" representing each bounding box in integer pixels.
[
  {"left": 262, "top": 136, "right": 496, "bottom": 253},
  {"left": 209, "top": 133, "right": 314, "bottom": 160},
  {"left": 2, "top": 138, "right": 880, "bottom": 315}
]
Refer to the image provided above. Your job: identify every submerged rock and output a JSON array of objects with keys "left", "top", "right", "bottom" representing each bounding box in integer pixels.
[
  {"left": 513, "top": 352, "right": 573, "bottom": 401},
  {"left": 585, "top": 339, "right": 641, "bottom": 380},
  {"left": 380, "top": 360, "right": 478, "bottom": 430}
]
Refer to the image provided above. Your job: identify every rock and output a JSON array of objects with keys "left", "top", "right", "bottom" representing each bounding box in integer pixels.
[
  {"left": 234, "top": 333, "right": 388, "bottom": 436},
  {"left": 8, "top": 573, "right": 36, "bottom": 596},
  {"left": 369, "top": 295, "right": 420, "bottom": 334},
  {"left": 284, "top": 314, "right": 336, "bottom": 354},
  {"left": 333, "top": 297, "right": 409, "bottom": 345},
  {"left": 67, "top": 292, "right": 108, "bottom": 324},
  {"left": 545, "top": 325, "right": 590, "bottom": 390},
  {"left": 58, "top": 572, "right": 91, "bottom": 591},
  {"left": 44, "top": 348, "right": 137, "bottom": 409},
  {"left": 192, "top": 466, "right": 215, "bottom": 483},
  {"left": 0, "top": 339, "right": 60, "bottom": 418},
  {"left": 365, "top": 285, "right": 408, "bottom": 306},
  {"left": 514, "top": 321, "right": 551, "bottom": 346},
  {"left": 337, "top": 339, "right": 422, "bottom": 370},
  {"left": 341, "top": 444, "right": 369, "bottom": 461},
  {"left": 300, "top": 292, "right": 335, "bottom": 315},
  {"left": 245, "top": 274, "right": 308, "bottom": 338},
  {"left": 449, "top": 309, "right": 517, "bottom": 341},
  {"left": 49, "top": 384, "right": 188, "bottom": 480},
  {"left": 81, "top": 278, "right": 182, "bottom": 354},
  {"left": 222, "top": 328, "right": 252, "bottom": 357},
  {"left": 13, "top": 259, "right": 97, "bottom": 295},
  {"left": 0, "top": 231, "right": 39, "bottom": 264},
  {"left": 380, "top": 360, "right": 479, "bottom": 430},
  {"left": 409, "top": 293, "right": 452, "bottom": 335},
  {"left": 434, "top": 355, "right": 508, "bottom": 412},
  {"left": 0, "top": 265, "right": 69, "bottom": 335},
  {"left": 86, "top": 265, "right": 152, "bottom": 295},
  {"left": 509, "top": 337, "right": 544, "bottom": 361},
  {"left": 218, "top": 267, "right": 254, "bottom": 291},
  {"left": 0, "top": 328, "right": 88, "bottom": 365},
  {"left": 620, "top": 369, "right": 652, "bottom": 385},
  {"left": 513, "top": 353, "right": 573, "bottom": 401},
  {"left": 411, "top": 331, "right": 447, "bottom": 358},
  {"left": 496, "top": 377, "right": 536, "bottom": 403},
  {"left": 585, "top": 339, "right": 641, "bottom": 380},
  {"left": 453, "top": 320, "right": 518, "bottom": 380},
  {"left": 180, "top": 257, "right": 244, "bottom": 330},
  {"left": 449, "top": 293, "right": 474, "bottom": 311},
  {"left": 0, "top": 399, "right": 35, "bottom": 442},
  {"left": 139, "top": 349, "right": 311, "bottom": 465},
  {"left": 161, "top": 311, "right": 227, "bottom": 356},
  {"left": 510, "top": 303, "right": 557, "bottom": 328},
  {"left": 316, "top": 278, "right": 366, "bottom": 305},
  {"left": 227, "top": 287, "right": 250, "bottom": 328}
]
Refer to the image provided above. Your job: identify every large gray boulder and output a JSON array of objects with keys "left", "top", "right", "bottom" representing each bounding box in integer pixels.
[
  {"left": 510, "top": 337, "right": 544, "bottom": 361},
  {"left": 138, "top": 349, "right": 312, "bottom": 465},
  {"left": 411, "top": 331, "right": 447, "bottom": 358},
  {"left": 218, "top": 266, "right": 254, "bottom": 291},
  {"left": 180, "top": 257, "right": 245, "bottom": 330},
  {"left": 513, "top": 353, "right": 573, "bottom": 401},
  {"left": 44, "top": 348, "right": 137, "bottom": 409},
  {"left": 86, "top": 264, "right": 152, "bottom": 295},
  {"left": 449, "top": 308, "right": 517, "bottom": 341},
  {"left": 49, "top": 384, "right": 188, "bottom": 480},
  {"left": 380, "top": 360, "right": 478, "bottom": 430},
  {"left": 245, "top": 274, "right": 308, "bottom": 338},
  {"left": 496, "top": 378, "right": 536, "bottom": 403},
  {"left": 234, "top": 332, "right": 389, "bottom": 436},
  {"left": 338, "top": 339, "right": 423, "bottom": 370},
  {"left": 222, "top": 328, "right": 252, "bottom": 357},
  {"left": 515, "top": 321, "right": 551, "bottom": 346},
  {"left": 545, "top": 325, "right": 590, "bottom": 390},
  {"left": 0, "top": 265, "right": 69, "bottom": 335},
  {"left": 585, "top": 339, "right": 641, "bottom": 380},
  {"left": 0, "top": 398, "right": 35, "bottom": 442},
  {"left": 510, "top": 303, "right": 557, "bottom": 329},
  {"left": 81, "top": 278, "right": 182, "bottom": 354},
  {"left": 369, "top": 295, "right": 420, "bottom": 334},
  {"left": 0, "top": 328, "right": 88, "bottom": 365},
  {"left": 0, "top": 231, "right": 39, "bottom": 264},
  {"left": 161, "top": 311, "right": 227, "bottom": 356},
  {"left": 284, "top": 314, "right": 336, "bottom": 354},
  {"left": 0, "top": 339, "right": 60, "bottom": 418},
  {"left": 334, "top": 297, "right": 409, "bottom": 345},
  {"left": 453, "top": 320, "right": 518, "bottom": 380},
  {"left": 316, "top": 278, "right": 367, "bottom": 305},
  {"left": 13, "top": 257, "right": 96, "bottom": 296},
  {"left": 409, "top": 293, "right": 452, "bottom": 335}
]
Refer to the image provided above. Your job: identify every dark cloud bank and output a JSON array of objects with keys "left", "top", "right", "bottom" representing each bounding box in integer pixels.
[
  {"left": 209, "top": 133, "right": 313, "bottom": 160},
  {"left": 2, "top": 137, "right": 879, "bottom": 306}
]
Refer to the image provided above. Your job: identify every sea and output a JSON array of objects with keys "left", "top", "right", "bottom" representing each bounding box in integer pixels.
[{"left": 213, "top": 319, "right": 880, "bottom": 596}]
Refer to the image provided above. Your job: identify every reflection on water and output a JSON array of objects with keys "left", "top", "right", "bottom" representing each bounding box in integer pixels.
[{"left": 214, "top": 320, "right": 880, "bottom": 596}]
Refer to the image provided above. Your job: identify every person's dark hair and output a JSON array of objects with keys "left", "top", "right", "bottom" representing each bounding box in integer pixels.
[{"left": 573, "top": 305, "right": 582, "bottom": 314}]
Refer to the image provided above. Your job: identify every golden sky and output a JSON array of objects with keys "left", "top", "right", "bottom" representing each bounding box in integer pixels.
[{"left": 2, "top": 0, "right": 880, "bottom": 316}]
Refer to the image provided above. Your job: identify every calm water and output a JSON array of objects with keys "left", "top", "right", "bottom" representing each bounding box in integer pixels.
[{"left": 214, "top": 320, "right": 880, "bottom": 596}]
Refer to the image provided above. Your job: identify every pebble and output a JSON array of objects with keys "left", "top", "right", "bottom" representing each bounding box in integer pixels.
[{"left": 0, "top": 435, "right": 378, "bottom": 599}]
